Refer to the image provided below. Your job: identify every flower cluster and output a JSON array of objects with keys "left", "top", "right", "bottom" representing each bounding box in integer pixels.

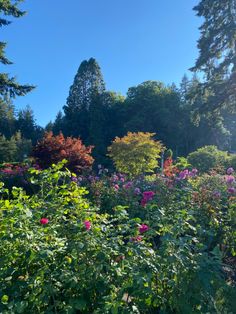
[
  {"left": 141, "top": 191, "right": 155, "bottom": 207},
  {"left": 178, "top": 168, "right": 198, "bottom": 180}
]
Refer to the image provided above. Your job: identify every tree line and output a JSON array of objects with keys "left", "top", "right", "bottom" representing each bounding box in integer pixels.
[{"left": 0, "top": 0, "right": 235, "bottom": 164}]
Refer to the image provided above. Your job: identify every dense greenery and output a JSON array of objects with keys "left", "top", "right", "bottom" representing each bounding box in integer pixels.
[{"left": 0, "top": 162, "right": 235, "bottom": 313}]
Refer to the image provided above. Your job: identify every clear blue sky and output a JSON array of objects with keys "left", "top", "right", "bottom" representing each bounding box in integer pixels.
[{"left": 3, "top": 0, "right": 200, "bottom": 126}]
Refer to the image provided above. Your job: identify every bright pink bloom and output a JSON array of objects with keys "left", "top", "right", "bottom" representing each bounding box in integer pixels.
[
  {"left": 84, "top": 220, "right": 91, "bottom": 230},
  {"left": 40, "top": 218, "right": 49, "bottom": 225},
  {"left": 139, "top": 224, "right": 149, "bottom": 234}
]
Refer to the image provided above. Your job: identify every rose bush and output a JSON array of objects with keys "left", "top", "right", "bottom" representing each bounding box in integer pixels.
[{"left": 0, "top": 162, "right": 235, "bottom": 313}]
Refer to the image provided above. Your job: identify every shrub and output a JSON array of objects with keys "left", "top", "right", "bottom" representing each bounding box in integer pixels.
[
  {"left": 32, "top": 131, "right": 94, "bottom": 173},
  {"left": 187, "top": 145, "right": 229, "bottom": 173},
  {"left": 108, "top": 132, "right": 163, "bottom": 177}
]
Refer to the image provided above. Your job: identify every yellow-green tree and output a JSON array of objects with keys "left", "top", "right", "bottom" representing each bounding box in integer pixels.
[{"left": 108, "top": 132, "right": 163, "bottom": 177}]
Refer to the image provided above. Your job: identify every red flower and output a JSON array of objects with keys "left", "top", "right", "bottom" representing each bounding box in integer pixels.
[
  {"left": 84, "top": 220, "right": 91, "bottom": 230},
  {"left": 139, "top": 224, "right": 149, "bottom": 233},
  {"left": 40, "top": 218, "right": 49, "bottom": 225}
]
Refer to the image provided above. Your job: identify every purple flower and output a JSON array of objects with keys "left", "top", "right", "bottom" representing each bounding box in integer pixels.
[
  {"left": 71, "top": 176, "right": 77, "bottom": 182},
  {"left": 134, "top": 187, "right": 141, "bottom": 195},
  {"left": 189, "top": 168, "right": 198, "bottom": 177},
  {"left": 227, "top": 167, "right": 234, "bottom": 175},
  {"left": 178, "top": 169, "right": 189, "bottom": 180},
  {"left": 212, "top": 191, "right": 221, "bottom": 199},
  {"left": 227, "top": 187, "right": 236, "bottom": 194}
]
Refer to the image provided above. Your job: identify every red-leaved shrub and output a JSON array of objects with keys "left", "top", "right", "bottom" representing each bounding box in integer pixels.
[{"left": 32, "top": 132, "right": 94, "bottom": 173}]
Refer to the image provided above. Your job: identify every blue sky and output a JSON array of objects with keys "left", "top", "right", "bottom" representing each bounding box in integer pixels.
[{"left": 3, "top": 0, "right": 200, "bottom": 126}]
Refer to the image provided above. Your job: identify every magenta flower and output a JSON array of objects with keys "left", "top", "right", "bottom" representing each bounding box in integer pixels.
[
  {"left": 40, "top": 218, "right": 49, "bottom": 225},
  {"left": 143, "top": 191, "right": 155, "bottom": 201},
  {"left": 227, "top": 167, "right": 234, "bottom": 175},
  {"left": 84, "top": 220, "right": 91, "bottom": 230},
  {"left": 139, "top": 224, "right": 149, "bottom": 234}
]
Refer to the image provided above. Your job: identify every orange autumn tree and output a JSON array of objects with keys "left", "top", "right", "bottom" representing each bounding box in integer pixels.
[{"left": 32, "top": 132, "right": 94, "bottom": 173}]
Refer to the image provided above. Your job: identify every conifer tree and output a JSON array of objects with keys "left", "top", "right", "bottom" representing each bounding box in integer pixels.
[
  {"left": 0, "top": 0, "right": 34, "bottom": 98},
  {"left": 63, "top": 58, "right": 105, "bottom": 140},
  {"left": 191, "top": 0, "right": 236, "bottom": 112}
]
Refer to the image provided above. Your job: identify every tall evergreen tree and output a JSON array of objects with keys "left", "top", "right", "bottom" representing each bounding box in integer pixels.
[
  {"left": 16, "top": 105, "right": 43, "bottom": 144},
  {"left": 191, "top": 0, "right": 236, "bottom": 112},
  {"left": 0, "top": 0, "right": 34, "bottom": 98},
  {"left": 0, "top": 96, "right": 15, "bottom": 137},
  {"left": 63, "top": 58, "right": 105, "bottom": 140}
]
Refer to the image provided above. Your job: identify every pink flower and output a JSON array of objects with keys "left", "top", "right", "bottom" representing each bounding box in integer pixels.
[
  {"left": 84, "top": 220, "right": 91, "bottom": 230},
  {"left": 139, "top": 224, "right": 149, "bottom": 234},
  {"left": 40, "top": 218, "right": 49, "bottom": 225},
  {"left": 124, "top": 181, "right": 132, "bottom": 189},
  {"left": 225, "top": 175, "right": 235, "bottom": 185},
  {"left": 130, "top": 235, "right": 142, "bottom": 242},
  {"left": 113, "top": 184, "right": 119, "bottom": 191}
]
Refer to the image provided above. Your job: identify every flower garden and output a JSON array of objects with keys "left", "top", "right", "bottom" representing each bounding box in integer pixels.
[{"left": 0, "top": 139, "right": 236, "bottom": 313}]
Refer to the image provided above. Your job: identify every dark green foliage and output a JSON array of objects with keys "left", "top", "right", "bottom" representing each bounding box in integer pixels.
[
  {"left": 16, "top": 105, "right": 43, "bottom": 145},
  {"left": 0, "top": 0, "right": 34, "bottom": 99},
  {"left": 191, "top": 0, "right": 236, "bottom": 112},
  {"left": 0, "top": 131, "right": 32, "bottom": 162},
  {"left": 0, "top": 97, "right": 15, "bottom": 137},
  {"left": 63, "top": 58, "right": 105, "bottom": 140},
  {"left": 123, "top": 81, "right": 184, "bottom": 155},
  {"left": 187, "top": 145, "right": 230, "bottom": 173}
]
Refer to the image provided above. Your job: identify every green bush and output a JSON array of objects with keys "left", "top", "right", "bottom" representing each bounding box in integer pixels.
[{"left": 187, "top": 145, "right": 229, "bottom": 173}]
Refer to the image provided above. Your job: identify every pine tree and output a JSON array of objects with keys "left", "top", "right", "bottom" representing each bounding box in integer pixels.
[
  {"left": 191, "top": 0, "right": 236, "bottom": 112},
  {"left": 63, "top": 58, "right": 105, "bottom": 140},
  {"left": 0, "top": 0, "right": 34, "bottom": 99}
]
